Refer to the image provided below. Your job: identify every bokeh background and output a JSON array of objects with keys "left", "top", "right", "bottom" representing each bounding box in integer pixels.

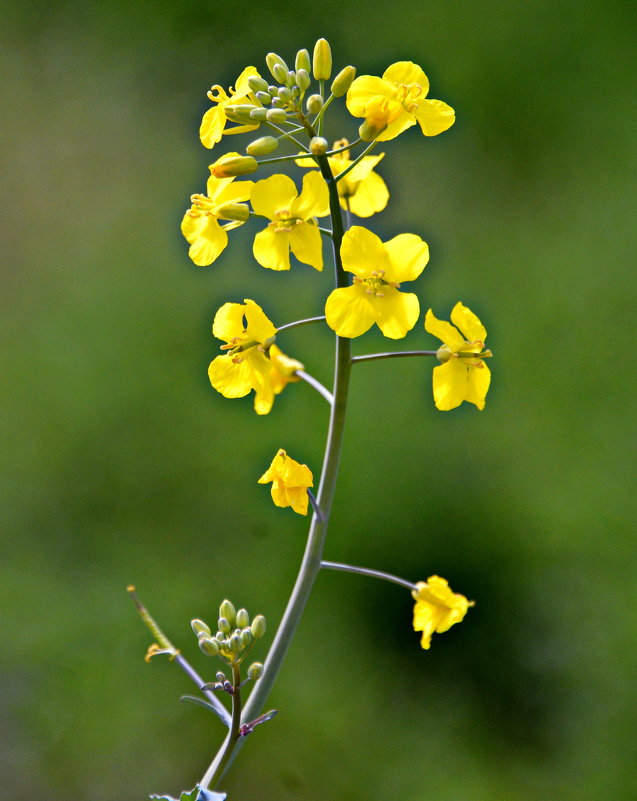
[{"left": 2, "top": 0, "right": 636, "bottom": 799}]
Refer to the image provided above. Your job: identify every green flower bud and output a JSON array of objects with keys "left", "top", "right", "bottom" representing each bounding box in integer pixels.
[
  {"left": 306, "top": 94, "right": 323, "bottom": 115},
  {"left": 272, "top": 63, "right": 288, "bottom": 84},
  {"left": 278, "top": 86, "right": 293, "bottom": 103},
  {"left": 215, "top": 671, "right": 226, "bottom": 682},
  {"left": 285, "top": 70, "right": 296, "bottom": 87},
  {"left": 249, "top": 107, "right": 268, "bottom": 121},
  {"left": 248, "top": 75, "right": 269, "bottom": 93},
  {"left": 209, "top": 156, "right": 258, "bottom": 178},
  {"left": 247, "top": 662, "right": 264, "bottom": 681},
  {"left": 331, "top": 66, "right": 356, "bottom": 97},
  {"left": 191, "top": 619, "right": 211, "bottom": 638},
  {"left": 255, "top": 90, "right": 272, "bottom": 106},
  {"left": 215, "top": 202, "right": 250, "bottom": 223},
  {"left": 309, "top": 136, "right": 328, "bottom": 155},
  {"left": 266, "top": 52, "right": 289, "bottom": 79},
  {"left": 224, "top": 104, "right": 256, "bottom": 124},
  {"left": 296, "top": 68, "right": 311, "bottom": 91},
  {"left": 229, "top": 633, "right": 242, "bottom": 653},
  {"left": 271, "top": 97, "right": 286, "bottom": 109},
  {"left": 220, "top": 599, "right": 236, "bottom": 624},
  {"left": 267, "top": 85, "right": 279, "bottom": 96},
  {"left": 240, "top": 628, "right": 253, "bottom": 647},
  {"left": 198, "top": 637, "right": 220, "bottom": 657},
  {"left": 358, "top": 119, "right": 386, "bottom": 142},
  {"left": 266, "top": 108, "right": 288, "bottom": 124},
  {"left": 236, "top": 608, "right": 250, "bottom": 628},
  {"left": 295, "top": 48, "right": 311, "bottom": 73},
  {"left": 312, "top": 38, "right": 332, "bottom": 81},
  {"left": 218, "top": 616, "right": 231, "bottom": 634},
  {"left": 251, "top": 614, "right": 267, "bottom": 639},
  {"left": 246, "top": 135, "right": 279, "bottom": 156}
]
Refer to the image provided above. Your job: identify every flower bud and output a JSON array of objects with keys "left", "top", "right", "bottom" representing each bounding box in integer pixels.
[
  {"left": 218, "top": 616, "right": 232, "bottom": 634},
  {"left": 251, "top": 614, "right": 267, "bottom": 639},
  {"left": 285, "top": 70, "right": 296, "bottom": 87},
  {"left": 266, "top": 108, "right": 288, "bottom": 124},
  {"left": 191, "top": 619, "right": 211, "bottom": 638},
  {"left": 331, "top": 66, "right": 356, "bottom": 97},
  {"left": 215, "top": 202, "right": 250, "bottom": 223},
  {"left": 309, "top": 136, "right": 328, "bottom": 155},
  {"left": 240, "top": 628, "right": 253, "bottom": 647},
  {"left": 215, "top": 671, "right": 226, "bottom": 682},
  {"left": 278, "top": 86, "right": 293, "bottom": 103},
  {"left": 267, "top": 85, "right": 279, "bottom": 96},
  {"left": 295, "top": 48, "right": 311, "bottom": 73},
  {"left": 247, "top": 662, "right": 264, "bottom": 681},
  {"left": 296, "top": 68, "right": 311, "bottom": 91},
  {"left": 209, "top": 156, "right": 258, "bottom": 178},
  {"left": 271, "top": 96, "right": 286, "bottom": 109},
  {"left": 246, "top": 136, "right": 279, "bottom": 156},
  {"left": 248, "top": 75, "right": 269, "bottom": 93},
  {"left": 312, "top": 38, "right": 332, "bottom": 81},
  {"left": 255, "top": 91, "right": 272, "bottom": 106},
  {"left": 435, "top": 345, "right": 453, "bottom": 363},
  {"left": 219, "top": 599, "right": 235, "bottom": 625},
  {"left": 249, "top": 108, "right": 268, "bottom": 121},
  {"left": 272, "top": 63, "right": 288, "bottom": 84},
  {"left": 230, "top": 633, "right": 243, "bottom": 653},
  {"left": 198, "top": 637, "right": 220, "bottom": 657},
  {"left": 236, "top": 608, "right": 250, "bottom": 628},
  {"left": 266, "top": 52, "right": 289, "bottom": 79},
  {"left": 306, "top": 94, "right": 323, "bottom": 115},
  {"left": 224, "top": 104, "right": 256, "bottom": 124},
  {"left": 215, "top": 631, "right": 224, "bottom": 641}
]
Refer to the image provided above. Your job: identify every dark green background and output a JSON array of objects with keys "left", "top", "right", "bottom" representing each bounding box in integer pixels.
[{"left": 2, "top": 1, "right": 636, "bottom": 799}]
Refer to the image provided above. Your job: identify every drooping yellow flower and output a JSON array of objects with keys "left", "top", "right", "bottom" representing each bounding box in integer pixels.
[
  {"left": 424, "top": 303, "right": 492, "bottom": 411},
  {"left": 200, "top": 67, "right": 262, "bottom": 149},
  {"left": 325, "top": 225, "right": 429, "bottom": 339},
  {"left": 251, "top": 173, "right": 329, "bottom": 271},
  {"left": 181, "top": 155, "right": 253, "bottom": 266},
  {"left": 253, "top": 345, "right": 304, "bottom": 416},
  {"left": 296, "top": 139, "right": 389, "bottom": 218},
  {"left": 346, "top": 61, "right": 455, "bottom": 141},
  {"left": 412, "top": 576, "right": 474, "bottom": 650},
  {"left": 208, "top": 299, "right": 276, "bottom": 401},
  {"left": 258, "top": 449, "right": 313, "bottom": 515}
]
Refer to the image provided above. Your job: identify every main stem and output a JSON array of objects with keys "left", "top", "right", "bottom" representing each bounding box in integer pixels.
[{"left": 200, "top": 145, "right": 351, "bottom": 790}]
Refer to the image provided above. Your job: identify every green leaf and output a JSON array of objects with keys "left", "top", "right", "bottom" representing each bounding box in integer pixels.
[{"left": 150, "top": 786, "right": 226, "bottom": 801}]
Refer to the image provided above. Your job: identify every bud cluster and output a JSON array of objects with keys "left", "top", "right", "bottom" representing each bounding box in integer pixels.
[{"left": 192, "top": 599, "right": 266, "bottom": 666}]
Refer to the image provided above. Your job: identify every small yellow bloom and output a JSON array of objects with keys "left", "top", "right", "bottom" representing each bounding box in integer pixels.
[
  {"left": 208, "top": 299, "right": 276, "bottom": 401},
  {"left": 200, "top": 67, "right": 262, "bottom": 149},
  {"left": 251, "top": 173, "right": 329, "bottom": 271},
  {"left": 347, "top": 61, "right": 455, "bottom": 142},
  {"left": 296, "top": 139, "right": 389, "bottom": 218},
  {"left": 253, "top": 344, "right": 304, "bottom": 416},
  {"left": 325, "top": 225, "right": 429, "bottom": 339},
  {"left": 258, "top": 449, "right": 313, "bottom": 516},
  {"left": 181, "top": 154, "right": 253, "bottom": 266},
  {"left": 424, "top": 302, "right": 492, "bottom": 411},
  {"left": 412, "top": 576, "right": 474, "bottom": 650}
]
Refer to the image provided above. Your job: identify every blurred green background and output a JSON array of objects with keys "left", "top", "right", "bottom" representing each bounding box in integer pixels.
[{"left": 2, "top": 0, "right": 636, "bottom": 799}]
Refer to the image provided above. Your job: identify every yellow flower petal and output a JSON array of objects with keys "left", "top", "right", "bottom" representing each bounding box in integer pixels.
[
  {"left": 464, "top": 361, "right": 491, "bottom": 410},
  {"left": 258, "top": 449, "right": 313, "bottom": 516},
  {"left": 289, "top": 223, "right": 323, "bottom": 271},
  {"left": 431, "top": 358, "right": 468, "bottom": 411},
  {"left": 325, "top": 284, "right": 378, "bottom": 338},
  {"left": 251, "top": 174, "right": 298, "bottom": 219},
  {"left": 291, "top": 171, "right": 329, "bottom": 219},
  {"left": 450, "top": 301, "right": 487, "bottom": 343},
  {"left": 375, "top": 110, "right": 416, "bottom": 141},
  {"left": 375, "top": 288, "right": 420, "bottom": 339},
  {"left": 340, "top": 225, "right": 389, "bottom": 277},
  {"left": 424, "top": 309, "right": 465, "bottom": 352},
  {"left": 382, "top": 61, "right": 430, "bottom": 93},
  {"left": 412, "top": 576, "right": 473, "bottom": 650},
  {"left": 253, "top": 227, "right": 291, "bottom": 271},
  {"left": 383, "top": 233, "right": 429, "bottom": 283},
  {"left": 346, "top": 75, "right": 395, "bottom": 116},
  {"left": 233, "top": 66, "right": 260, "bottom": 96},
  {"left": 208, "top": 353, "right": 255, "bottom": 398},
  {"left": 243, "top": 298, "right": 277, "bottom": 343},
  {"left": 345, "top": 153, "right": 385, "bottom": 184},
  {"left": 414, "top": 98, "right": 455, "bottom": 136},
  {"left": 212, "top": 301, "right": 245, "bottom": 342},
  {"left": 181, "top": 213, "right": 228, "bottom": 267},
  {"left": 345, "top": 170, "right": 389, "bottom": 218},
  {"left": 200, "top": 106, "right": 226, "bottom": 149},
  {"left": 214, "top": 179, "right": 254, "bottom": 205}
]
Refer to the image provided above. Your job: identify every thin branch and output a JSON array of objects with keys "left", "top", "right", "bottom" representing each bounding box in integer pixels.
[
  {"left": 333, "top": 140, "right": 378, "bottom": 184},
  {"left": 296, "top": 370, "right": 334, "bottom": 405},
  {"left": 351, "top": 351, "right": 438, "bottom": 364},
  {"left": 321, "top": 561, "right": 417, "bottom": 591},
  {"left": 276, "top": 315, "right": 326, "bottom": 334}
]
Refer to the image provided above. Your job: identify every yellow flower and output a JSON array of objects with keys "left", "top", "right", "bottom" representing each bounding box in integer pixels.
[
  {"left": 253, "top": 345, "right": 304, "bottom": 416},
  {"left": 424, "top": 302, "right": 492, "bottom": 411},
  {"left": 251, "top": 173, "right": 329, "bottom": 271},
  {"left": 181, "top": 154, "right": 253, "bottom": 266},
  {"left": 200, "top": 67, "right": 262, "bottom": 149},
  {"left": 208, "top": 299, "right": 276, "bottom": 401},
  {"left": 296, "top": 139, "right": 389, "bottom": 218},
  {"left": 325, "top": 225, "right": 429, "bottom": 339},
  {"left": 412, "top": 576, "right": 474, "bottom": 650},
  {"left": 346, "top": 61, "right": 455, "bottom": 141},
  {"left": 258, "top": 449, "right": 313, "bottom": 515}
]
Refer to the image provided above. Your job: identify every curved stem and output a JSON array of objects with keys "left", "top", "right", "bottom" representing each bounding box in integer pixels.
[
  {"left": 276, "top": 315, "right": 326, "bottom": 334},
  {"left": 296, "top": 370, "right": 334, "bottom": 405},
  {"left": 352, "top": 351, "right": 438, "bottom": 364},
  {"left": 334, "top": 140, "right": 378, "bottom": 183},
  {"left": 321, "top": 561, "right": 417, "bottom": 591}
]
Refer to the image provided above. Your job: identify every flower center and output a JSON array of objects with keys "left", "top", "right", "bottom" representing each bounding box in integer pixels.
[
  {"left": 437, "top": 340, "right": 493, "bottom": 365},
  {"left": 354, "top": 269, "right": 399, "bottom": 298},
  {"left": 269, "top": 208, "right": 303, "bottom": 233},
  {"left": 395, "top": 83, "right": 427, "bottom": 113}
]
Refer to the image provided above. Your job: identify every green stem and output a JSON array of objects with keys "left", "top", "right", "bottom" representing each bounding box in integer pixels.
[
  {"left": 208, "top": 662, "right": 243, "bottom": 790},
  {"left": 312, "top": 92, "right": 334, "bottom": 129},
  {"left": 333, "top": 140, "right": 378, "bottom": 184},
  {"left": 321, "top": 561, "right": 417, "bottom": 591},
  {"left": 296, "top": 370, "right": 334, "bottom": 405},
  {"left": 351, "top": 351, "right": 438, "bottom": 364},
  {"left": 276, "top": 315, "right": 326, "bottom": 334}
]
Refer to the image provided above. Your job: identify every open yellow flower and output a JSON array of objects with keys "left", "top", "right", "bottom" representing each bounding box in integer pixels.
[
  {"left": 412, "top": 576, "right": 474, "bottom": 650},
  {"left": 181, "top": 155, "right": 253, "bottom": 266},
  {"left": 325, "top": 225, "right": 429, "bottom": 339},
  {"left": 200, "top": 67, "right": 262, "bottom": 149},
  {"left": 296, "top": 139, "right": 389, "bottom": 218},
  {"left": 346, "top": 61, "right": 455, "bottom": 141},
  {"left": 251, "top": 173, "right": 329, "bottom": 271},
  {"left": 258, "top": 449, "right": 313, "bottom": 515},
  {"left": 208, "top": 299, "right": 276, "bottom": 401},
  {"left": 253, "top": 345, "right": 304, "bottom": 416},
  {"left": 424, "top": 303, "right": 492, "bottom": 411}
]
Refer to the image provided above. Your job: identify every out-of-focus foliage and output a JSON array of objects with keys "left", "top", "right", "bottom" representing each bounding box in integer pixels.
[{"left": 1, "top": 1, "right": 636, "bottom": 800}]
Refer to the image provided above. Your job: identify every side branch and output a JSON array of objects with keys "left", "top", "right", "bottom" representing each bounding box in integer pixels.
[
  {"left": 351, "top": 350, "right": 438, "bottom": 364},
  {"left": 321, "top": 561, "right": 417, "bottom": 591}
]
